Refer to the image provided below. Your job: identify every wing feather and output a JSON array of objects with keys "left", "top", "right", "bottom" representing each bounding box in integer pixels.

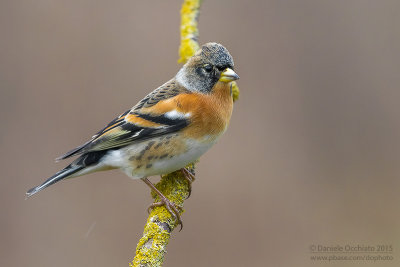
[{"left": 57, "top": 80, "right": 191, "bottom": 160}]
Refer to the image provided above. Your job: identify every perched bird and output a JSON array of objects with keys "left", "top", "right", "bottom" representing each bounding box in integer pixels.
[{"left": 26, "top": 42, "right": 239, "bottom": 226}]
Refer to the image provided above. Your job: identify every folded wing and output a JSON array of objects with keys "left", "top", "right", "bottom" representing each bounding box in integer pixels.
[{"left": 57, "top": 81, "right": 191, "bottom": 160}]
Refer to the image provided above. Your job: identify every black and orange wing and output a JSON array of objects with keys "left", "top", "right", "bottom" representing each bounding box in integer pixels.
[{"left": 56, "top": 81, "right": 191, "bottom": 161}]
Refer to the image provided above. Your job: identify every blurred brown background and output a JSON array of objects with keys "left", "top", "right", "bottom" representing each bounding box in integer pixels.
[{"left": 1, "top": 0, "right": 400, "bottom": 266}]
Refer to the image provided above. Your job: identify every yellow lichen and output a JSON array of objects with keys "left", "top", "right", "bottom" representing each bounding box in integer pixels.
[
  {"left": 178, "top": 0, "right": 202, "bottom": 63},
  {"left": 131, "top": 0, "right": 240, "bottom": 266},
  {"left": 231, "top": 81, "right": 240, "bottom": 102},
  {"left": 130, "top": 168, "right": 190, "bottom": 267}
]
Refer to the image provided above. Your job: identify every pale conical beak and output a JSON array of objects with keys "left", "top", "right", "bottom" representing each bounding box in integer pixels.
[{"left": 219, "top": 68, "right": 240, "bottom": 82}]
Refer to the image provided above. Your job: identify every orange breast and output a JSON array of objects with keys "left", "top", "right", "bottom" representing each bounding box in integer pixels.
[
  {"left": 141, "top": 81, "right": 234, "bottom": 140},
  {"left": 177, "top": 81, "right": 233, "bottom": 139}
]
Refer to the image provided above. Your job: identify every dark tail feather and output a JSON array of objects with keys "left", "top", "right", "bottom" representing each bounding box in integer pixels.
[
  {"left": 26, "top": 165, "right": 84, "bottom": 198},
  {"left": 27, "top": 150, "right": 109, "bottom": 198}
]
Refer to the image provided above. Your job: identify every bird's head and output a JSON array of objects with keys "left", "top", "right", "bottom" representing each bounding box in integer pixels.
[{"left": 176, "top": 42, "right": 239, "bottom": 93}]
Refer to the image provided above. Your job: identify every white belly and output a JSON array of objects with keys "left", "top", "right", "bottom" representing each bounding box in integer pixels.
[{"left": 101, "top": 135, "right": 216, "bottom": 179}]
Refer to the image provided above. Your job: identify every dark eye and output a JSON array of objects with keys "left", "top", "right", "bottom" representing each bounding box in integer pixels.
[{"left": 203, "top": 64, "right": 213, "bottom": 72}]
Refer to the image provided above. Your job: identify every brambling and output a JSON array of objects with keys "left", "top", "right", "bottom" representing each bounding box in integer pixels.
[{"left": 26, "top": 42, "right": 239, "bottom": 225}]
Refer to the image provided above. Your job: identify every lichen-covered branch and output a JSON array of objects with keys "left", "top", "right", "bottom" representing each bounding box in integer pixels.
[
  {"left": 178, "top": 0, "right": 202, "bottom": 63},
  {"left": 130, "top": 164, "right": 195, "bottom": 267},
  {"left": 130, "top": 0, "right": 239, "bottom": 266},
  {"left": 130, "top": 1, "right": 202, "bottom": 266}
]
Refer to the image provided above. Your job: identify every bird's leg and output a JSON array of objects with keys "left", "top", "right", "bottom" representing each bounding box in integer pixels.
[
  {"left": 141, "top": 177, "right": 183, "bottom": 230},
  {"left": 181, "top": 168, "right": 195, "bottom": 198}
]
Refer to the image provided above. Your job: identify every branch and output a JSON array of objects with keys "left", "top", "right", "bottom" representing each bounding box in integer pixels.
[
  {"left": 130, "top": 164, "right": 195, "bottom": 267},
  {"left": 178, "top": 0, "right": 202, "bottom": 63},
  {"left": 130, "top": 0, "right": 239, "bottom": 266}
]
